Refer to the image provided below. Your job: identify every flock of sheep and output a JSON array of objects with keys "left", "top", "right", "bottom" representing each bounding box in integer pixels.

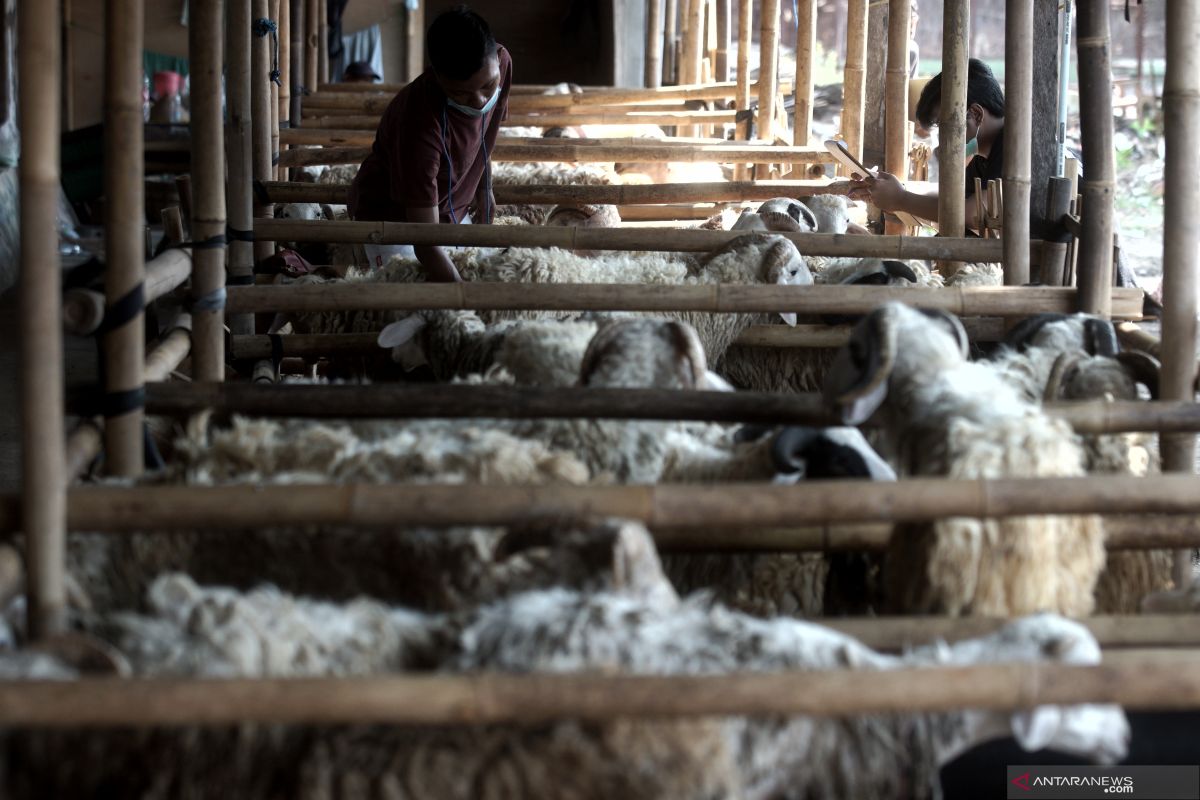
[{"left": 3, "top": 125, "right": 1192, "bottom": 796}]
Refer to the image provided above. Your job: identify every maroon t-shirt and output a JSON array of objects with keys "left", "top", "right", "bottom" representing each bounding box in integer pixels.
[{"left": 348, "top": 46, "right": 511, "bottom": 223}]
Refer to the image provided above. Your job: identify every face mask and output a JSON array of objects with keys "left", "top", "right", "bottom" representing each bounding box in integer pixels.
[
  {"left": 965, "top": 135, "right": 979, "bottom": 159},
  {"left": 447, "top": 84, "right": 500, "bottom": 118}
]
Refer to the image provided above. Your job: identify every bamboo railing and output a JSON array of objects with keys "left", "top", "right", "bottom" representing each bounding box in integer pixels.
[
  {"left": 1075, "top": 0, "right": 1116, "bottom": 317},
  {"left": 1001, "top": 0, "right": 1033, "bottom": 286}
]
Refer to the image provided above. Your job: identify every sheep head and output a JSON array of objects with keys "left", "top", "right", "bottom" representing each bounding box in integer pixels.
[
  {"left": 731, "top": 198, "right": 818, "bottom": 234},
  {"left": 934, "top": 614, "right": 1129, "bottom": 765},
  {"left": 578, "top": 318, "right": 727, "bottom": 391},
  {"left": 544, "top": 204, "right": 622, "bottom": 257},
  {"left": 1044, "top": 350, "right": 1160, "bottom": 402},
  {"left": 377, "top": 313, "right": 432, "bottom": 371},
  {"left": 765, "top": 426, "right": 897, "bottom": 482},
  {"left": 823, "top": 303, "right": 968, "bottom": 425}
]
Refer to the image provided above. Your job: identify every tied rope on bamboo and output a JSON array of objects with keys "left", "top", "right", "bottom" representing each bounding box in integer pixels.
[{"left": 252, "top": 18, "right": 283, "bottom": 86}]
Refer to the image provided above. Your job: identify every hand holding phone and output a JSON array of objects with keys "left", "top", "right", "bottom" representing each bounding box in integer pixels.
[{"left": 824, "top": 139, "right": 875, "bottom": 180}]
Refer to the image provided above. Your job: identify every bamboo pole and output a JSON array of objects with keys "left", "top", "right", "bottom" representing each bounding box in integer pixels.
[
  {"left": 227, "top": 0, "right": 255, "bottom": 335},
  {"left": 289, "top": 0, "right": 303, "bottom": 122},
  {"left": 937, "top": 0, "right": 969, "bottom": 276},
  {"left": 102, "top": 0, "right": 145, "bottom": 478},
  {"left": 3, "top": 475, "right": 1200, "bottom": 535},
  {"left": 269, "top": 0, "right": 281, "bottom": 181},
  {"left": 1002, "top": 0, "right": 1034, "bottom": 286},
  {"left": 405, "top": 0, "right": 423, "bottom": 82},
  {"left": 315, "top": 0, "right": 327, "bottom": 84},
  {"left": 734, "top": 0, "right": 751, "bottom": 150},
  {"left": 6, "top": 654, "right": 1200, "bottom": 727},
  {"left": 715, "top": 0, "right": 730, "bottom": 81},
  {"left": 663, "top": 0, "right": 678, "bottom": 84},
  {"left": 1075, "top": 0, "right": 1115, "bottom": 316},
  {"left": 756, "top": 0, "right": 781, "bottom": 144},
  {"left": 792, "top": 0, "right": 817, "bottom": 147},
  {"left": 884, "top": 0, "right": 911, "bottom": 179},
  {"left": 228, "top": 280, "right": 1141, "bottom": 320},
  {"left": 62, "top": 249, "right": 193, "bottom": 337},
  {"left": 1160, "top": 0, "right": 1200, "bottom": 587},
  {"left": 277, "top": 0, "right": 290, "bottom": 150},
  {"left": 18, "top": 0, "right": 66, "bottom": 638},
  {"left": 304, "top": 0, "right": 317, "bottom": 95},
  {"left": 141, "top": 382, "right": 1200, "bottom": 436},
  {"left": 682, "top": 0, "right": 704, "bottom": 88},
  {"left": 253, "top": 0, "right": 276, "bottom": 263},
  {"left": 66, "top": 321, "right": 193, "bottom": 483},
  {"left": 190, "top": 0, "right": 227, "bottom": 384},
  {"left": 841, "top": 0, "right": 869, "bottom": 175},
  {"left": 646, "top": 0, "right": 664, "bottom": 89}
]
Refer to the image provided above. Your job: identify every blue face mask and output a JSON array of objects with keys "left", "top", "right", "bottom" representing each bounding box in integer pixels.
[
  {"left": 965, "top": 135, "right": 980, "bottom": 159},
  {"left": 447, "top": 85, "right": 500, "bottom": 118}
]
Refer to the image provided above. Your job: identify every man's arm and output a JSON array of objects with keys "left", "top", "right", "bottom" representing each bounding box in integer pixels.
[
  {"left": 850, "top": 172, "right": 981, "bottom": 232},
  {"left": 406, "top": 205, "right": 464, "bottom": 283}
]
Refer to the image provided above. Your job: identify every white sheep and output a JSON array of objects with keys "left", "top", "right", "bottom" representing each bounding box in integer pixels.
[{"left": 823, "top": 302, "right": 1106, "bottom": 616}]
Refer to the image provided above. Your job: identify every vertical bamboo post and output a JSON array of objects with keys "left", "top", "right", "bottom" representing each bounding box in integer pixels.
[
  {"left": 1159, "top": 0, "right": 1200, "bottom": 585},
  {"left": 663, "top": 0, "right": 678, "bottom": 85},
  {"left": 1002, "top": 0, "right": 1034, "bottom": 286},
  {"left": 757, "top": 0, "right": 781, "bottom": 144},
  {"left": 1075, "top": 0, "right": 1115, "bottom": 317},
  {"left": 18, "top": 0, "right": 66, "bottom": 638},
  {"left": 646, "top": 0, "right": 664, "bottom": 88},
  {"left": 405, "top": 0, "right": 424, "bottom": 82},
  {"left": 735, "top": 0, "right": 751, "bottom": 134},
  {"left": 191, "top": 0, "right": 227, "bottom": 383},
  {"left": 937, "top": 0, "right": 969, "bottom": 276},
  {"left": 316, "top": 0, "right": 328, "bottom": 84},
  {"left": 103, "top": 0, "right": 144, "bottom": 478},
  {"left": 289, "top": 0, "right": 303, "bottom": 122},
  {"left": 792, "top": 0, "right": 816, "bottom": 147},
  {"left": 715, "top": 0, "right": 730, "bottom": 81},
  {"left": 305, "top": 0, "right": 318, "bottom": 92},
  {"left": 705, "top": 0, "right": 717, "bottom": 78},
  {"left": 278, "top": 0, "right": 290, "bottom": 175},
  {"left": 884, "top": 0, "right": 911, "bottom": 177},
  {"left": 681, "top": 0, "right": 704, "bottom": 135},
  {"left": 842, "top": 0, "right": 868, "bottom": 174},
  {"left": 63, "top": 0, "right": 74, "bottom": 130},
  {"left": 269, "top": 0, "right": 281, "bottom": 184},
  {"left": 254, "top": 0, "right": 276, "bottom": 265},
  {"left": 228, "top": 0, "right": 254, "bottom": 337}
]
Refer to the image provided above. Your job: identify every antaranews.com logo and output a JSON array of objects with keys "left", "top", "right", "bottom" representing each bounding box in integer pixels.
[{"left": 1006, "top": 766, "right": 1198, "bottom": 799}]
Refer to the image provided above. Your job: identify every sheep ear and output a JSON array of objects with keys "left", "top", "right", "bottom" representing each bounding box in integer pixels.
[
  {"left": 378, "top": 315, "right": 427, "bottom": 349},
  {"left": 320, "top": 204, "right": 336, "bottom": 221},
  {"left": 1083, "top": 318, "right": 1119, "bottom": 357},
  {"left": 1116, "top": 350, "right": 1161, "bottom": 399},
  {"left": 778, "top": 312, "right": 798, "bottom": 327},
  {"left": 1011, "top": 707, "right": 1062, "bottom": 752},
  {"left": 823, "top": 307, "right": 899, "bottom": 426},
  {"left": 701, "top": 370, "right": 736, "bottom": 392},
  {"left": 1003, "top": 313, "right": 1069, "bottom": 352},
  {"left": 881, "top": 260, "right": 919, "bottom": 284},
  {"left": 769, "top": 427, "right": 821, "bottom": 474},
  {"left": 267, "top": 313, "right": 292, "bottom": 334}
]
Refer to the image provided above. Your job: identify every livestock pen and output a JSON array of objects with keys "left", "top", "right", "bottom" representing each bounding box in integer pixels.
[{"left": 11, "top": 0, "right": 1200, "bottom": 795}]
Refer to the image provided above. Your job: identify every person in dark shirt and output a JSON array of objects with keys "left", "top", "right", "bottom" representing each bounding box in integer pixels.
[
  {"left": 348, "top": 5, "right": 512, "bottom": 280},
  {"left": 848, "top": 58, "right": 1005, "bottom": 233}
]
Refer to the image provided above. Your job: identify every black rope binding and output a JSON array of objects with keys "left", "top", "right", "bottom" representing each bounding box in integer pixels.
[
  {"left": 226, "top": 274, "right": 255, "bottom": 286},
  {"left": 166, "top": 233, "right": 228, "bottom": 251},
  {"left": 189, "top": 287, "right": 227, "bottom": 313},
  {"left": 227, "top": 227, "right": 256, "bottom": 243},
  {"left": 96, "top": 283, "right": 146, "bottom": 337},
  {"left": 253, "top": 18, "right": 283, "bottom": 86}
]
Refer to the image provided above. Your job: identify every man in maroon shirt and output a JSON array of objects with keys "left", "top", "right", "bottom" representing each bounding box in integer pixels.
[{"left": 349, "top": 6, "right": 512, "bottom": 281}]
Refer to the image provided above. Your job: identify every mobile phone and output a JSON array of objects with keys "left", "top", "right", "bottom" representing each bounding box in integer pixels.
[{"left": 824, "top": 139, "right": 874, "bottom": 179}]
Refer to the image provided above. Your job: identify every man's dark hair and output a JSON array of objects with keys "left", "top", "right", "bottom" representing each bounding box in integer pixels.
[
  {"left": 915, "top": 58, "right": 1005, "bottom": 128},
  {"left": 426, "top": 5, "right": 498, "bottom": 81}
]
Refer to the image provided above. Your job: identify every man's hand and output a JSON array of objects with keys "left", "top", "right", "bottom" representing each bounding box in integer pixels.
[{"left": 848, "top": 171, "right": 907, "bottom": 213}]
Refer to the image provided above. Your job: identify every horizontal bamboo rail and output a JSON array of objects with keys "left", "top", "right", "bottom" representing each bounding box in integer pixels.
[
  {"left": 228, "top": 283, "right": 1143, "bottom": 320},
  {"left": 277, "top": 133, "right": 835, "bottom": 164},
  {"left": 264, "top": 180, "right": 855, "bottom": 208},
  {"left": 1, "top": 475, "right": 1199, "bottom": 533},
  {"left": 253, "top": 218, "right": 1029, "bottom": 261},
  {"left": 300, "top": 107, "right": 741, "bottom": 128},
  {"left": 62, "top": 248, "right": 193, "bottom": 336},
  {"left": 2, "top": 654, "right": 1200, "bottom": 727},
  {"left": 140, "top": 383, "right": 1199, "bottom": 435},
  {"left": 230, "top": 319, "right": 1009, "bottom": 359}
]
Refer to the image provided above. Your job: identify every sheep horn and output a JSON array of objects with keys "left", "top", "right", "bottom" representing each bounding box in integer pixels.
[
  {"left": 667, "top": 320, "right": 709, "bottom": 388},
  {"left": 881, "top": 260, "right": 919, "bottom": 284},
  {"left": 824, "top": 305, "right": 900, "bottom": 425},
  {"left": 1044, "top": 352, "right": 1086, "bottom": 402},
  {"left": 28, "top": 632, "right": 132, "bottom": 677},
  {"left": 919, "top": 308, "right": 970, "bottom": 358},
  {"left": 1083, "top": 317, "right": 1120, "bottom": 357},
  {"left": 769, "top": 426, "right": 822, "bottom": 474},
  {"left": 1002, "top": 313, "right": 1069, "bottom": 352},
  {"left": 1115, "top": 350, "right": 1161, "bottom": 400},
  {"left": 791, "top": 202, "right": 818, "bottom": 231},
  {"left": 578, "top": 320, "right": 627, "bottom": 386}
]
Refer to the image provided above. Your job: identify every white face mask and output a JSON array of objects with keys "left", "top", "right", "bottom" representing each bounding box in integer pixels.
[{"left": 447, "top": 84, "right": 500, "bottom": 118}]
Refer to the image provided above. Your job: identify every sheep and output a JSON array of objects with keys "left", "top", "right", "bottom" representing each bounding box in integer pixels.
[
  {"left": 991, "top": 312, "right": 1170, "bottom": 613},
  {"left": 542, "top": 202, "right": 623, "bottom": 256},
  {"left": 822, "top": 302, "right": 1106, "bottom": 616},
  {"left": 660, "top": 425, "right": 897, "bottom": 617},
  {"left": 0, "top": 588, "right": 1127, "bottom": 797}
]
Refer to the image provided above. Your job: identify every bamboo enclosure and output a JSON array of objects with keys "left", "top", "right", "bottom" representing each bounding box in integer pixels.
[
  {"left": 793, "top": 0, "right": 817, "bottom": 148},
  {"left": 645, "top": 0, "right": 663, "bottom": 89},
  {"left": 756, "top": 0, "right": 781, "bottom": 144},
  {"left": 1075, "top": 0, "right": 1116, "bottom": 316},
  {"left": 226, "top": 0, "right": 254, "bottom": 335},
  {"left": 937, "top": 0, "right": 969, "bottom": 275},
  {"left": 252, "top": 0, "right": 275, "bottom": 263},
  {"left": 17, "top": 0, "right": 66, "bottom": 638},
  {"left": 883, "top": 0, "right": 910, "bottom": 179},
  {"left": 841, "top": 0, "right": 868, "bottom": 174},
  {"left": 1002, "top": 0, "right": 1033, "bottom": 286}
]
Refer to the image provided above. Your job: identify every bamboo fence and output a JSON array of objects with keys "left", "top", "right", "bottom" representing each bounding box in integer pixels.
[
  {"left": 226, "top": 0, "right": 254, "bottom": 335},
  {"left": 663, "top": 0, "right": 678, "bottom": 84},
  {"left": 1002, "top": 0, "right": 1033, "bottom": 286},
  {"left": 62, "top": 249, "right": 192, "bottom": 337},
  {"left": 102, "top": 0, "right": 144, "bottom": 478},
  {"left": 883, "top": 0, "right": 910, "bottom": 178},
  {"left": 646, "top": 0, "right": 663, "bottom": 89},
  {"left": 288, "top": 0, "right": 303, "bottom": 121},
  {"left": 18, "top": 0, "right": 65, "bottom": 638},
  {"left": 793, "top": 0, "right": 817, "bottom": 148},
  {"left": 938, "top": 0, "right": 969, "bottom": 276},
  {"left": 756, "top": 0, "right": 781, "bottom": 144},
  {"left": 841, "top": 0, "right": 868, "bottom": 176},
  {"left": 1075, "top": 0, "right": 1115, "bottom": 316},
  {"left": 1159, "top": 0, "right": 1200, "bottom": 586},
  {"left": 252, "top": 0, "right": 275, "bottom": 262}
]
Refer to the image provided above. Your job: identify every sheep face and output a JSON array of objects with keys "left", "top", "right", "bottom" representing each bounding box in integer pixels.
[
  {"left": 731, "top": 198, "right": 818, "bottom": 234},
  {"left": 274, "top": 202, "right": 335, "bottom": 222},
  {"left": 939, "top": 615, "right": 1129, "bottom": 765},
  {"left": 543, "top": 204, "right": 622, "bottom": 257},
  {"left": 823, "top": 302, "right": 969, "bottom": 425},
  {"left": 764, "top": 426, "right": 898, "bottom": 481},
  {"left": 578, "top": 318, "right": 725, "bottom": 391},
  {"left": 801, "top": 194, "right": 853, "bottom": 234}
]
